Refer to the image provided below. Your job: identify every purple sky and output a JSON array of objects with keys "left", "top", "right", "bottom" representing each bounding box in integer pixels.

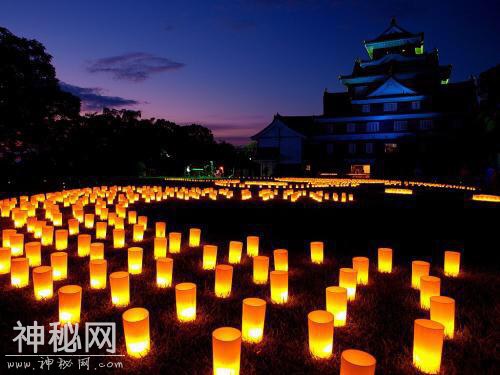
[{"left": 1, "top": 0, "right": 498, "bottom": 144}]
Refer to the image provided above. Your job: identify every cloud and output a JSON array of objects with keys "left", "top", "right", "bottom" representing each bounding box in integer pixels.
[
  {"left": 60, "top": 82, "right": 140, "bottom": 111},
  {"left": 86, "top": 52, "right": 185, "bottom": 82}
]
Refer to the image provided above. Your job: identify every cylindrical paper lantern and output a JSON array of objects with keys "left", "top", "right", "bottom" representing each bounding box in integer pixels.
[
  {"left": 413, "top": 319, "right": 444, "bottom": 374},
  {"left": 420, "top": 276, "right": 441, "bottom": 310},
  {"left": 339, "top": 268, "right": 357, "bottom": 301},
  {"left": 154, "top": 237, "right": 167, "bottom": 259},
  {"left": 51, "top": 252, "right": 68, "bottom": 280},
  {"left": 137, "top": 216, "right": 147, "bottom": 230},
  {"left": 33, "top": 266, "right": 53, "bottom": 300},
  {"left": 310, "top": 241, "right": 324, "bottom": 264},
  {"left": 189, "top": 228, "right": 201, "bottom": 247},
  {"left": 55, "top": 229, "right": 68, "bottom": 251},
  {"left": 132, "top": 224, "right": 144, "bottom": 242},
  {"left": 122, "top": 307, "right": 150, "bottom": 358},
  {"left": 273, "top": 249, "right": 288, "bottom": 272},
  {"left": 169, "top": 232, "right": 181, "bottom": 253},
  {"left": 113, "top": 229, "right": 125, "bottom": 249},
  {"left": 203, "top": 245, "right": 218, "bottom": 270},
  {"left": 68, "top": 218, "right": 79, "bottom": 235},
  {"left": 25, "top": 242, "right": 42, "bottom": 267},
  {"left": 110, "top": 271, "right": 130, "bottom": 307},
  {"left": 412, "top": 261, "right": 430, "bottom": 289},
  {"left": 96, "top": 221, "right": 107, "bottom": 239},
  {"left": 128, "top": 247, "right": 143, "bottom": 275},
  {"left": 270, "top": 270, "right": 288, "bottom": 304},
  {"left": 212, "top": 327, "right": 241, "bottom": 375},
  {"left": 2, "top": 229, "right": 17, "bottom": 248},
  {"left": 228, "top": 241, "right": 243, "bottom": 265},
  {"left": 90, "top": 242, "right": 105, "bottom": 260},
  {"left": 58, "top": 285, "right": 82, "bottom": 324},
  {"left": 0, "top": 247, "right": 11, "bottom": 274},
  {"left": 444, "top": 251, "right": 460, "bottom": 277},
  {"left": 89, "top": 259, "right": 107, "bottom": 289},
  {"left": 156, "top": 257, "right": 173, "bottom": 288},
  {"left": 84, "top": 213, "right": 94, "bottom": 229},
  {"left": 127, "top": 211, "right": 137, "bottom": 224},
  {"left": 377, "top": 248, "right": 393, "bottom": 273},
  {"left": 340, "top": 349, "right": 376, "bottom": 375},
  {"left": 11, "top": 257, "right": 29, "bottom": 287},
  {"left": 253, "top": 256, "right": 269, "bottom": 285},
  {"left": 326, "top": 286, "right": 348, "bottom": 327},
  {"left": 155, "top": 222, "right": 166, "bottom": 238},
  {"left": 246, "top": 236, "right": 259, "bottom": 257},
  {"left": 78, "top": 234, "right": 91, "bottom": 257},
  {"left": 430, "top": 296, "right": 455, "bottom": 339},
  {"left": 175, "top": 282, "right": 196, "bottom": 322},
  {"left": 242, "top": 298, "right": 266, "bottom": 343},
  {"left": 352, "top": 257, "right": 369, "bottom": 285},
  {"left": 215, "top": 264, "right": 233, "bottom": 298},
  {"left": 308, "top": 310, "right": 334, "bottom": 359},
  {"left": 10, "top": 233, "right": 24, "bottom": 256},
  {"left": 41, "top": 225, "right": 54, "bottom": 246}
]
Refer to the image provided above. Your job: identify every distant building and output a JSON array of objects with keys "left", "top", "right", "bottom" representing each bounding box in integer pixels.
[{"left": 252, "top": 18, "right": 476, "bottom": 177}]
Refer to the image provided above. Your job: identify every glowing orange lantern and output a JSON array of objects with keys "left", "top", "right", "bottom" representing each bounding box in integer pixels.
[
  {"left": 270, "top": 270, "right": 288, "bottom": 304},
  {"left": 89, "top": 259, "right": 107, "bottom": 289},
  {"left": 273, "top": 249, "right": 288, "bottom": 271},
  {"left": 68, "top": 218, "right": 79, "bottom": 235},
  {"left": 128, "top": 247, "right": 143, "bottom": 275},
  {"left": 137, "top": 215, "right": 147, "bottom": 230},
  {"left": 189, "top": 228, "right": 201, "bottom": 247},
  {"left": 41, "top": 225, "right": 54, "bottom": 246},
  {"left": 113, "top": 229, "right": 125, "bottom": 248},
  {"left": 0, "top": 247, "right": 11, "bottom": 274},
  {"left": 420, "top": 276, "right": 441, "bottom": 310},
  {"left": 340, "top": 349, "right": 376, "bottom": 375},
  {"left": 154, "top": 237, "right": 167, "bottom": 259},
  {"left": 203, "top": 245, "right": 218, "bottom": 270},
  {"left": 10, "top": 233, "right": 24, "bottom": 256},
  {"left": 352, "top": 256, "right": 369, "bottom": 285},
  {"left": 132, "top": 224, "right": 144, "bottom": 242},
  {"left": 11, "top": 257, "right": 29, "bottom": 287},
  {"left": 84, "top": 213, "right": 94, "bottom": 229},
  {"left": 58, "top": 285, "right": 82, "bottom": 324},
  {"left": 175, "top": 282, "right": 196, "bottom": 322},
  {"left": 156, "top": 257, "right": 173, "bottom": 288},
  {"left": 308, "top": 310, "right": 334, "bottom": 359},
  {"left": 444, "top": 251, "right": 460, "bottom": 277},
  {"left": 169, "top": 232, "right": 181, "bottom": 253},
  {"left": 25, "top": 242, "right": 42, "bottom": 267},
  {"left": 90, "top": 242, "right": 105, "bottom": 260},
  {"left": 55, "top": 229, "right": 68, "bottom": 251},
  {"left": 96, "top": 221, "right": 107, "bottom": 239},
  {"left": 51, "top": 252, "right": 68, "bottom": 280},
  {"left": 242, "top": 298, "right": 266, "bottom": 343},
  {"left": 34, "top": 221, "right": 45, "bottom": 239},
  {"left": 122, "top": 307, "right": 150, "bottom": 358},
  {"left": 228, "top": 241, "right": 243, "bottom": 264},
  {"left": 215, "top": 264, "right": 233, "bottom": 298},
  {"left": 326, "top": 286, "right": 347, "bottom": 327},
  {"left": 253, "top": 256, "right": 269, "bottom": 285},
  {"left": 377, "top": 248, "right": 393, "bottom": 273},
  {"left": 110, "top": 271, "right": 130, "bottom": 307},
  {"left": 430, "top": 296, "right": 455, "bottom": 339},
  {"left": 413, "top": 319, "right": 444, "bottom": 374},
  {"left": 339, "top": 268, "right": 357, "bottom": 301},
  {"left": 78, "top": 234, "right": 91, "bottom": 257},
  {"left": 155, "top": 222, "right": 166, "bottom": 237},
  {"left": 412, "top": 261, "right": 430, "bottom": 289},
  {"left": 128, "top": 211, "right": 137, "bottom": 224},
  {"left": 2, "top": 229, "right": 16, "bottom": 248},
  {"left": 212, "top": 327, "right": 241, "bottom": 375},
  {"left": 33, "top": 266, "right": 53, "bottom": 300},
  {"left": 246, "top": 236, "right": 259, "bottom": 257},
  {"left": 310, "top": 241, "right": 324, "bottom": 264}
]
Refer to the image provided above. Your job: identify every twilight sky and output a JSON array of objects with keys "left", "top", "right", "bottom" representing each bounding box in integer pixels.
[{"left": 1, "top": 0, "right": 498, "bottom": 144}]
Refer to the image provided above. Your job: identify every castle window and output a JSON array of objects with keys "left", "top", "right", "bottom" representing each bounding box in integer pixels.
[
  {"left": 366, "top": 122, "right": 379, "bottom": 132},
  {"left": 365, "top": 143, "right": 374, "bottom": 154},
  {"left": 411, "top": 101, "right": 421, "bottom": 110},
  {"left": 419, "top": 119, "right": 434, "bottom": 130},
  {"left": 348, "top": 143, "right": 357, "bottom": 154},
  {"left": 383, "top": 102, "right": 397, "bottom": 112},
  {"left": 346, "top": 123, "right": 356, "bottom": 133},
  {"left": 394, "top": 120, "right": 408, "bottom": 131},
  {"left": 385, "top": 143, "right": 398, "bottom": 153},
  {"left": 361, "top": 104, "right": 370, "bottom": 113}
]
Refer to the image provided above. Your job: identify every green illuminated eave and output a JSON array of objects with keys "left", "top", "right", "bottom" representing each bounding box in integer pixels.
[{"left": 364, "top": 36, "right": 423, "bottom": 58}]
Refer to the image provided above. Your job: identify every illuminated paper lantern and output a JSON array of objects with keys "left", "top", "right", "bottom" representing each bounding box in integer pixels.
[
  {"left": 212, "top": 327, "right": 241, "bottom": 375},
  {"left": 169, "top": 232, "right": 181, "bottom": 253},
  {"left": 78, "top": 234, "right": 91, "bottom": 257},
  {"left": 228, "top": 241, "right": 243, "bottom": 264},
  {"left": 430, "top": 296, "right": 455, "bottom": 339},
  {"left": 96, "top": 221, "right": 107, "bottom": 239},
  {"left": 253, "top": 256, "right": 269, "bottom": 285},
  {"left": 113, "top": 229, "right": 125, "bottom": 249},
  {"left": 115, "top": 217, "right": 124, "bottom": 230},
  {"left": 377, "top": 248, "right": 393, "bottom": 273},
  {"left": 2, "top": 229, "right": 16, "bottom": 248},
  {"left": 84, "top": 213, "right": 95, "bottom": 229},
  {"left": 420, "top": 276, "right": 441, "bottom": 310},
  {"left": 0, "top": 247, "right": 11, "bottom": 274},
  {"left": 122, "top": 307, "right": 150, "bottom": 358},
  {"left": 246, "top": 236, "right": 259, "bottom": 257},
  {"left": 89, "top": 259, "right": 107, "bottom": 289},
  {"left": 128, "top": 247, "right": 143, "bottom": 275},
  {"left": 33, "top": 266, "right": 53, "bottom": 300},
  {"left": 68, "top": 218, "right": 79, "bottom": 235},
  {"left": 203, "top": 245, "right": 218, "bottom": 270},
  {"left": 310, "top": 241, "right": 324, "bottom": 264},
  {"left": 443, "top": 251, "right": 460, "bottom": 277},
  {"left": 155, "top": 222, "right": 166, "bottom": 238},
  {"left": 340, "top": 349, "right": 376, "bottom": 375},
  {"left": 34, "top": 221, "right": 45, "bottom": 239},
  {"left": 58, "top": 285, "right": 82, "bottom": 325},
  {"left": 41, "top": 225, "right": 54, "bottom": 246},
  {"left": 215, "top": 264, "right": 233, "bottom": 298},
  {"left": 137, "top": 216, "right": 147, "bottom": 230},
  {"left": 189, "top": 228, "right": 201, "bottom": 247},
  {"left": 132, "top": 224, "right": 144, "bottom": 242},
  {"left": 154, "top": 237, "right": 167, "bottom": 259},
  {"left": 175, "top": 282, "right": 196, "bottom": 322},
  {"left": 10, "top": 233, "right": 24, "bottom": 256},
  {"left": 156, "top": 257, "right": 173, "bottom": 288},
  {"left": 270, "top": 270, "right": 288, "bottom": 304},
  {"left": 339, "top": 268, "right": 357, "bottom": 301},
  {"left": 110, "top": 271, "right": 130, "bottom": 307},
  {"left": 55, "top": 229, "right": 68, "bottom": 251},
  {"left": 90, "top": 242, "right": 105, "bottom": 260},
  {"left": 52, "top": 212, "right": 62, "bottom": 227},
  {"left": 413, "top": 319, "right": 444, "bottom": 374},
  {"left": 27, "top": 217, "right": 37, "bottom": 233},
  {"left": 412, "top": 261, "right": 430, "bottom": 289},
  {"left": 242, "top": 298, "right": 266, "bottom": 343},
  {"left": 51, "top": 252, "right": 68, "bottom": 280},
  {"left": 25, "top": 242, "right": 42, "bottom": 267},
  {"left": 326, "top": 286, "right": 347, "bottom": 327},
  {"left": 11, "top": 257, "right": 29, "bottom": 287},
  {"left": 308, "top": 310, "right": 334, "bottom": 359},
  {"left": 128, "top": 211, "right": 137, "bottom": 224},
  {"left": 352, "top": 257, "right": 369, "bottom": 285},
  {"left": 273, "top": 249, "right": 288, "bottom": 272}
]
